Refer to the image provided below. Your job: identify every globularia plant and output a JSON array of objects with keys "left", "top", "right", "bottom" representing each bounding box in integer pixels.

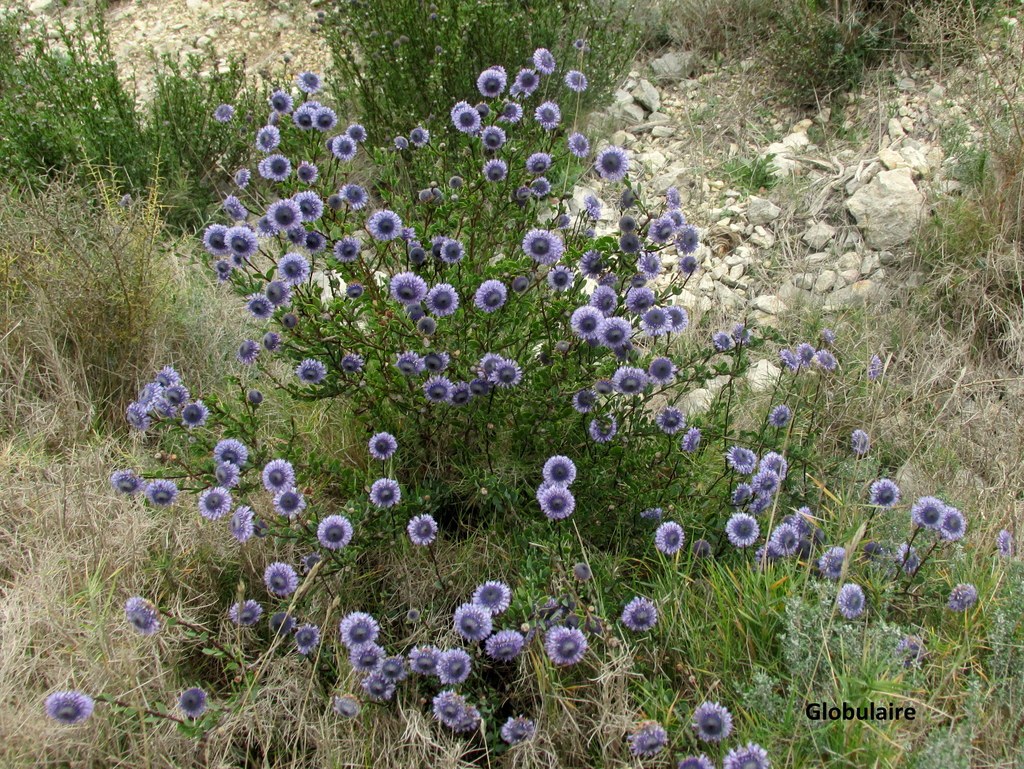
[{"left": 45, "top": 50, "right": 1017, "bottom": 768}]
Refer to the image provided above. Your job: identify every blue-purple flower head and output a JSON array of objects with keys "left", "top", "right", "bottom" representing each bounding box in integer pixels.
[
  {"left": 836, "top": 583, "right": 866, "bottom": 619},
  {"left": 851, "top": 429, "right": 870, "bottom": 456},
  {"left": 476, "top": 65, "right": 507, "bottom": 98},
  {"left": 293, "top": 623, "right": 320, "bottom": 656},
  {"left": 544, "top": 625, "right": 587, "bottom": 666},
  {"left": 264, "top": 562, "right": 299, "bottom": 597},
  {"left": 910, "top": 496, "right": 946, "bottom": 530},
  {"left": 451, "top": 100, "right": 481, "bottom": 133},
  {"left": 473, "top": 580, "right": 512, "bottom": 615},
  {"left": 369, "top": 478, "right": 401, "bottom": 508},
  {"left": 868, "top": 354, "right": 884, "bottom": 381},
  {"left": 125, "top": 596, "right": 160, "bottom": 636},
  {"left": 501, "top": 716, "right": 536, "bottom": 745},
  {"left": 537, "top": 483, "right": 576, "bottom": 521},
  {"left": 997, "top": 529, "right": 1013, "bottom": 557},
  {"left": 367, "top": 210, "right": 403, "bottom": 241},
  {"left": 368, "top": 432, "right": 398, "bottom": 461},
  {"left": 589, "top": 416, "right": 618, "bottom": 443},
  {"left": 407, "top": 514, "right": 438, "bottom": 546},
  {"left": 295, "top": 359, "right": 327, "bottom": 385},
  {"left": 198, "top": 486, "right": 232, "bottom": 521},
  {"left": 534, "top": 101, "right": 561, "bottom": 130},
  {"left": 317, "top": 515, "right": 354, "bottom": 550},
  {"left": 408, "top": 645, "right": 441, "bottom": 675},
  {"left": 948, "top": 583, "right": 978, "bottom": 611},
  {"left": 655, "top": 521, "right": 685, "bottom": 554},
  {"left": 869, "top": 478, "right": 901, "bottom": 507},
  {"left": 438, "top": 649, "right": 472, "bottom": 685},
  {"left": 213, "top": 103, "right": 234, "bottom": 122},
  {"left": 726, "top": 446, "right": 758, "bottom": 475},
  {"left": 526, "top": 152, "right": 552, "bottom": 175},
  {"left": 454, "top": 602, "right": 493, "bottom": 641},
  {"left": 145, "top": 478, "right": 179, "bottom": 507},
  {"left": 474, "top": 279, "right": 508, "bottom": 312},
  {"left": 723, "top": 742, "right": 770, "bottom": 769},
  {"left": 567, "top": 132, "right": 591, "bottom": 158},
  {"left": 621, "top": 596, "right": 658, "bottom": 631},
  {"left": 44, "top": 691, "right": 94, "bottom": 725},
  {"left": 522, "top": 229, "right": 564, "bottom": 266},
  {"left": 338, "top": 612, "right": 379, "bottom": 649},
  {"left": 533, "top": 47, "right": 556, "bottom": 75},
  {"left": 486, "top": 629, "right": 525, "bottom": 662},
  {"left": 726, "top": 513, "right": 760, "bottom": 548},
  {"left": 564, "top": 69, "right": 588, "bottom": 92},
  {"left": 511, "top": 68, "right": 540, "bottom": 97},
  {"left": 110, "top": 469, "right": 143, "bottom": 496},
  {"left": 818, "top": 546, "right": 847, "bottom": 580},
  {"left": 769, "top": 405, "right": 792, "bottom": 428},
  {"left": 543, "top": 455, "right": 577, "bottom": 486},
  {"left": 229, "top": 599, "right": 263, "bottom": 626},
  {"left": 178, "top": 687, "right": 207, "bottom": 719},
  {"left": 628, "top": 721, "right": 668, "bottom": 757},
  {"left": 692, "top": 701, "right": 733, "bottom": 743},
  {"left": 595, "top": 146, "right": 630, "bottom": 182},
  {"left": 296, "top": 71, "right": 322, "bottom": 94},
  {"left": 483, "top": 158, "right": 507, "bottom": 182},
  {"left": 350, "top": 642, "right": 385, "bottom": 674}
]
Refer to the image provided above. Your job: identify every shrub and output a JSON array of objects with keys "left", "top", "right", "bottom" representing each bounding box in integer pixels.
[
  {"left": 35, "top": 55, "right": 1023, "bottom": 768},
  {"left": 0, "top": 12, "right": 262, "bottom": 231},
  {"left": 323, "top": 0, "right": 639, "bottom": 151}
]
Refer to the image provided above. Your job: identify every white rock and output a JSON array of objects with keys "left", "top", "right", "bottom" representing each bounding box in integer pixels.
[
  {"left": 749, "top": 226, "right": 775, "bottom": 248},
  {"left": 631, "top": 78, "right": 661, "bottom": 113},
  {"left": 751, "top": 294, "right": 787, "bottom": 315},
  {"left": 747, "top": 359, "right": 782, "bottom": 392},
  {"left": 746, "top": 195, "right": 782, "bottom": 225},
  {"left": 802, "top": 222, "right": 836, "bottom": 250},
  {"left": 846, "top": 168, "right": 925, "bottom": 249},
  {"left": 878, "top": 147, "right": 904, "bottom": 170},
  {"left": 649, "top": 50, "right": 697, "bottom": 83},
  {"left": 823, "top": 280, "right": 882, "bottom": 311},
  {"left": 814, "top": 270, "right": 838, "bottom": 294},
  {"left": 887, "top": 117, "right": 905, "bottom": 140},
  {"left": 898, "top": 146, "right": 931, "bottom": 178}
]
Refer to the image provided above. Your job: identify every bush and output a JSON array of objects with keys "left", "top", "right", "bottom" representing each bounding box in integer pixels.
[
  {"left": 323, "top": 0, "right": 639, "bottom": 151},
  {"left": 25, "top": 51, "right": 1024, "bottom": 768},
  {"left": 0, "top": 12, "right": 263, "bottom": 231}
]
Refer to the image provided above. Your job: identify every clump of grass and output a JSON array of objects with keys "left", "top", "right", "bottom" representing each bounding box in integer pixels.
[
  {"left": 0, "top": 172, "right": 231, "bottom": 446},
  {"left": 721, "top": 153, "right": 779, "bottom": 192}
]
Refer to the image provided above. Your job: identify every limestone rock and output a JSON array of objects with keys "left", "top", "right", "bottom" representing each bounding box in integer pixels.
[
  {"left": 631, "top": 78, "right": 661, "bottom": 113},
  {"left": 846, "top": 168, "right": 925, "bottom": 249},
  {"left": 802, "top": 222, "right": 836, "bottom": 250},
  {"left": 649, "top": 50, "right": 698, "bottom": 83},
  {"left": 747, "top": 359, "right": 782, "bottom": 392},
  {"left": 746, "top": 195, "right": 781, "bottom": 225}
]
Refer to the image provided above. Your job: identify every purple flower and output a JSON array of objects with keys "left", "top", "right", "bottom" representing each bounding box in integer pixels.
[
  {"left": 294, "top": 191, "right": 323, "bottom": 222},
  {"left": 868, "top": 354, "right": 884, "bottom": 380},
  {"left": 589, "top": 416, "right": 618, "bottom": 443},
  {"left": 213, "top": 103, "right": 234, "bottom": 122},
  {"left": 438, "top": 648, "right": 472, "bottom": 685},
  {"left": 296, "top": 358, "right": 327, "bottom": 384},
  {"left": 454, "top": 602, "right": 493, "bottom": 641},
  {"left": 869, "top": 478, "right": 901, "bottom": 507},
  {"left": 277, "top": 252, "right": 310, "bottom": 286},
  {"left": 910, "top": 496, "right": 946, "bottom": 530},
  {"left": 723, "top": 743, "right": 770, "bottom": 769},
  {"left": 948, "top": 583, "right": 977, "bottom": 612},
  {"left": 726, "top": 513, "right": 760, "bottom": 548},
  {"left": 295, "top": 624, "right": 320, "bottom": 655},
  {"left": 261, "top": 458, "right": 295, "bottom": 492},
  {"left": 44, "top": 691, "right": 94, "bottom": 725},
  {"left": 145, "top": 479, "right": 178, "bottom": 507},
  {"left": 725, "top": 446, "right": 758, "bottom": 475},
  {"left": 818, "top": 546, "right": 847, "bottom": 580},
  {"left": 346, "top": 123, "right": 367, "bottom": 142},
  {"left": 814, "top": 350, "right": 838, "bottom": 372},
  {"left": 769, "top": 523, "right": 800, "bottom": 556},
  {"left": 542, "top": 455, "right": 577, "bottom": 486},
  {"left": 621, "top": 597, "right": 658, "bottom": 631},
  {"left": 522, "top": 229, "right": 564, "bottom": 265},
  {"left": 473, "top": 581, "right": 512, "bottom": 614},
  {"left": 451, "top": 101, "right": 481, "bottom": 133},
  {"left": 533, "top": 48, "right": 556, "bottom": 75},
  {"left": 349, "top": 642, "right": 385, "bottom": 674},
  {"left": 477, "top": 65, "right": 510, "bottom": 97},
  {"left": 256, "top": 124, "right": 280, "bottom": 153},
  {"left": 836, "top": 583, "right": 866, "bottom": 619},
  {"left": 340, "top": 183, "right": 368, "bottom": 209},
  {"left": 230, "top": 506, "right": 255, "bottom": 542},
  {"left": 567, "top": 132, "right": 590, "bottom": 158},
  {"left": 257, "top": 153, "right": 292, "bottom": 182},
  {"left": 264, "top": 562, "right": 299, "bottom": 597},
  {"left": 572, "top": 389, "right": 597, "bottom": 414},
  {"left": 368, "top": 432, "right": 398, "bottom": 461},
  {"left": 409, "top": 645, "right": 441, "bottom": 675},
  {"left": 537, "top": 483, "right": 575, "bottom": 521},
  {"left": 564, "top": 69, "right": 588, "bottom": 92},
  {"left": 125, "top": 596, "right": 160, "bottom": 635},
  {"left": 297, "top": 161, "right": 318, "bottom": 183},
  {"left": 499, "top": 101, "right": 524, "bottom": 122},
  {"left": 544, "top": 626, "right": 587, "bottom": 666},
  {"left": 474, "top": 279, "right": 508, "bottom": 312},
  {"left": 369, "top": 478, "right": 401, "bottom": 508},
  {"left": 407, "top": 514, "right": 438, "bottom": 546},
  {"left": 692, "top": 701, "right": 733, "bottom": 742},
  {"left": 526, "top": 152, "right": 552, "bottom": 174},
  {"left": 486, "top": 629, "right": 525, "bottom": 662},
  {"left": 851, "top": 429, "right": 870, "bottom": 456},
  {"left": 339, "top": 611, "right": 379, "bottom": 647},
  {"left": 317, "top": 515, "right": 354, "bottom": 550},
  {"left": 432, "top": 690, "right": 470, "bottom": 730},
  {"left": 178, "top": 688, "right": 207, "bottom": 719},
  {"left": 296, "top": 71, "right": 322, "bottom": 93},
  {"left": 655, "top": 521, "right": 685, "bottom": 554},
  {"left": 110, "top": 469, "right": 143, "bottom": 495},
  {"left": 676, "top": 224, "right": 700, "bottom": 254},
  {"left": 229, "top": 599, "right": 263, "bottom": 626},
  {"left": 501, "top": 716, "right": 536, "bottom": 744},
  {"left": 628, "top": 721, "right": 668, "bottom": 757},
  {"left": 410, "top": 126, "right": 430, "bottom": 146},
  {"left": 678, "top": 756, "right": 715, "bottom": 769},
  {"left": 535, "top": 101, "right": 561, "bottom": 130},
  {"left": 680, "top": 427, "right": 701, "bottom": 452},
  {"left": 198, "top": 486, "right": 232, "bottom": 521},
  {"left": 997, "top": 529, "right": 1013, "bottom": 557},
  {"left": 594, "top": 146, "right": 630, "bottom": 182},
  {"left": 769, "top": 405, "right": 792, "bottom": 428},
  {"left": 367, "top": 210, "right": 403, "bottom": 241},
  {"left": 482, "top": 158, "right": 508, "bottom": 182}
]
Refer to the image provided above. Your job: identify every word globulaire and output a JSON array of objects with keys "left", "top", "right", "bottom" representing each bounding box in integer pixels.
[{"left": 806, "top": 702, "right": 916, "bottom": 721}]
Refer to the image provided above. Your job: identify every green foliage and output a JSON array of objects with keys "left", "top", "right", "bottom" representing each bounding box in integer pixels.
[
  {"left": 0, "top": 12, "right": 261, "bottom": 231},
  {"left": 721, "top": 153, "right": 779, "bottom": 192},
  {"left": 765, "top": 1, "right": 888, "bottom": 108},
  {"left": 323, "top": 0, "right": 640, "bottom": 150}
]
